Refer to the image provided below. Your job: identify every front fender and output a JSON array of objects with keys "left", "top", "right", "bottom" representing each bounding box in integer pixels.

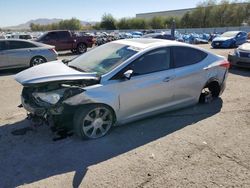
[{"left": 63, "top": 90, "right": 119, "bottom": 113}]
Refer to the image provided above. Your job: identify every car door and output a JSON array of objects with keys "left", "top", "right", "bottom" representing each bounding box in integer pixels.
[
  {"left": 42, "top": 32, "right": 59, "bottom": 49},
  {"left": 6, "top": 41, "right": 34, "bottom": 68},
  {"left": 172, "top": 46, "right": 208, "bottom": 105},
  {"left": 57, "top": 31, "right": 73, "bottom": 50},
  {"left": 112, "top": 47, "right": 176, "bottom": 121},
  {"left": 0, "top": 41, "right": 9, "bottom": 69}
]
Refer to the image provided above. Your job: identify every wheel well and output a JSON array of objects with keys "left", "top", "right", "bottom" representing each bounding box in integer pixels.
[{"left": 204, "top": 80, "right": 221, "bottom": 97}]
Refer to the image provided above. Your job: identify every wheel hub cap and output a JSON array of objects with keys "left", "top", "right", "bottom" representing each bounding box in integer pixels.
[{"left": 93, "top": 118, "right": 103, "bottom": 128}]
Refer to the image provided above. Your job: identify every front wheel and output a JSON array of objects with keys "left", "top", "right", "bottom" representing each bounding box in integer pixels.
[
  {"left": 73, "top": 104, "right": 115, "bottom": 139},
  {"left": 76, "top": 43, "right": 87, "bottom": 54}
]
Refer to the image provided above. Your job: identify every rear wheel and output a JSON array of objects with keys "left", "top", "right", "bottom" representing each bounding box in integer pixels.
[
  {"left": 199, "top": 81, "right": 221, "bottom": 103},
  {"left": 73, "top": 104, "right": 115, "bottom": 139},
  {"left": 76, "top": 43, "right": 87, "bottom": 54},
  {"left": 30, "top": 56, "right": 47, "bottom": 66}
]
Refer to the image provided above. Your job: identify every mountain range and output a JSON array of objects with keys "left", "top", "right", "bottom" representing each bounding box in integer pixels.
[{"left": 2, "top": 18, "right": 96, "bottom": 30}]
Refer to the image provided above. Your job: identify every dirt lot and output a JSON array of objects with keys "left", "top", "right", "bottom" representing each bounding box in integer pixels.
[{"left": 0, "top": 44, "right": 249, "bottom": 188}]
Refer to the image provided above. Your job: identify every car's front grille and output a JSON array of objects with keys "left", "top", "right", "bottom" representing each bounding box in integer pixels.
[{"left": 239, "top": 52, "right": 250, "bottom": 58}]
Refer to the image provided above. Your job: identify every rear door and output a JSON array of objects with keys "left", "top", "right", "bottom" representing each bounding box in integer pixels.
[
  {"left": 0, "top": 41, "right": 9, "bottom": 69},
  {"left": 172, "top": 46, "right": 208, "bottom": 104}
]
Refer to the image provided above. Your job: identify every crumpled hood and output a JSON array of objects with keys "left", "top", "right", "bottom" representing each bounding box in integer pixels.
[
  {"left": 238, "top": 43, "right": 250, "bottom": 51},
  {"left": 14, "top": 60, "right": 98, "bottom": 85},
  {"left": 213, "top": 36, "right": 234, "bottom": 42}
]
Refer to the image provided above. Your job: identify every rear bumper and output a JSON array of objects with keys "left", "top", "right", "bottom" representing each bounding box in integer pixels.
[{"left": 228, "top": 54, "right": 250, "bottom": 68}]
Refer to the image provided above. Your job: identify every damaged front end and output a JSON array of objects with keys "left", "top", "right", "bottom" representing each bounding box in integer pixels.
[
  {"left": 20, "top": 79, "right": 99, "bottom": 135},
  {"left": 13, "top": 61, "right": 101, "bottom": 138}
]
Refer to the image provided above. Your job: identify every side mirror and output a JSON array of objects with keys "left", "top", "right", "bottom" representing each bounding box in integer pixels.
[{"left": 123, "top": 70, "right": 133, "bottom": 80}]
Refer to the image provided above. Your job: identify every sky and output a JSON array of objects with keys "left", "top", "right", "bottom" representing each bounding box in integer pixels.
[{"left": 0, "top": 0, "right": 204, "bottom": 27}]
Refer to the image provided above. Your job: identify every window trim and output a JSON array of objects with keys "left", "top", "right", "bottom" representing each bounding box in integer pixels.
[{"left": 111, "top": 47, "right": 174, "bottom": 80}]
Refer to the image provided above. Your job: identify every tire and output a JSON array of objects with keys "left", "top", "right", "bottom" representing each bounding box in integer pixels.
[
  {"left": 199, "top": 81, "right": 220, "bottom": 103},
  {"left": 30, "top": 56, "right": 47, "bottom": 66},
  {"left": 76, "top": 43, "right": 87, "bottom": 54},
  {"left": 73, "top": 104, "right": 115, "bottom": 139}
]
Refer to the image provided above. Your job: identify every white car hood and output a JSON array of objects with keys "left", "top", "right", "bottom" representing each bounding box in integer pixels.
[
  {"left": 14, "top": 61, "right": 98, "bottom": 85},
  {"left": 238, "top": 43, "right": 250, "bottom": 51},
  {"left": 213, "top": 36, "right": 233, "bottom": 42}
]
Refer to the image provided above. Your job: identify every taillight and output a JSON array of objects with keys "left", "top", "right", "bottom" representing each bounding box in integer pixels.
[
  {"left": 49, "top": 48, "right": 57, "bottom": 54},
  {"left": 219, "top": 60, "right": 230, "bottom": 69}
]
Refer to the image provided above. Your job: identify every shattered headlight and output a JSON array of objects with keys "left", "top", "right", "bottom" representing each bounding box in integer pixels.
[{"left": 33, "top": 91, "right": 63, "bottom": 105}]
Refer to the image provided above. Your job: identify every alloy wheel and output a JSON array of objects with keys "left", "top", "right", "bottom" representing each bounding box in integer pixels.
[{"left": 82, "top": 107, "right": 113, "bottom": 139}]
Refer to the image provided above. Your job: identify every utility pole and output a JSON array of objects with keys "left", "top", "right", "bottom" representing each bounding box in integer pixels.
[{"left": 171, "top": 19, "right": 176, "bottom": 40}]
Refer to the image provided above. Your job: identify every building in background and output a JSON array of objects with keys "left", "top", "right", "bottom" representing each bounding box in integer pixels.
[
  {"left": 136, "top": 8, "right": 195, "bottom": 19},
  {"left": 136, "top": 2, "right": 249, "bottom": 20}
]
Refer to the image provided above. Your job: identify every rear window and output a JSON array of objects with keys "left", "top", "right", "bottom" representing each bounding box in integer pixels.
[{"left": 173, "top": 46, "right": 208, "bottom": 68}]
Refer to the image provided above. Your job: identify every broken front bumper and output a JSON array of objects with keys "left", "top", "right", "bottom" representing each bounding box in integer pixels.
[{"left": 21, "top": 96, "right": 47, "bottom": 116}]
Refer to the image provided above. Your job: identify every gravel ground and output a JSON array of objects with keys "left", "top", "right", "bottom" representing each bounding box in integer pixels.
[{"left": 0, "top": 44, "right": 249, "bottom": 188}]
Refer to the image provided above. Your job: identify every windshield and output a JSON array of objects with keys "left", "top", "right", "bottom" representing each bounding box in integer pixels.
[
  {"left": 221, "top": 31, "right": 239, "bottom": 37},
  {"left": 68, "top": 42, "right": 139, "bottom": 75},
  {"left": 37, "top": 32, "right": 48, "bottom": 41}
]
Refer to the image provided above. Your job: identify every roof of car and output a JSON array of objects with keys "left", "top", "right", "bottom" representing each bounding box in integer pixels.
[
  {"left": 113, "top": 38, "right": 191, "bottom": 49},
  {"left": 0, "top": 39, "right": 53, "bottom": 48}
]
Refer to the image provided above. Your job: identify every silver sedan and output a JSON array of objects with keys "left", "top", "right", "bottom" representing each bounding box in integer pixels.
[
  {"left": 15, "top": 39, "right": 229, "bottom": 139},
  {"left": 0, "top": 39, "right": 58, "bottom": 70}
]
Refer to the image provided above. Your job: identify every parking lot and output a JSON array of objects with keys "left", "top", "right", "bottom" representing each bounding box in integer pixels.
[{"left": 0, "top": 44, "right": 250, "bottom": 187}]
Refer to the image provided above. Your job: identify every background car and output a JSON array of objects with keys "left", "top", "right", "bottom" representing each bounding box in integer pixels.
[
  {"left": 0, "top": 39, "right": 58, "bottom": 70},
  {"left": 228, "top": 42, "right": 250, "bottom": 68},
  {"left": 211, "top": 31, "right": 247, "bottom": 48},
  {"left": 143, "top": 32, "right": 174, "bottom": 40},
  {"left": 36, "top": 30, "right": 94, "bottom": 54},
  {"left": 11, "top": 34, "right": 33, "bottom": 40},
  {"left": 15, "top": 39, "right": 230, "bottom": 139}
]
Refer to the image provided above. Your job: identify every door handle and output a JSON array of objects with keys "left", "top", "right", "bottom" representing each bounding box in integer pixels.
[{"left": 163, "top": 77, "right": 172, "bottom": 82}]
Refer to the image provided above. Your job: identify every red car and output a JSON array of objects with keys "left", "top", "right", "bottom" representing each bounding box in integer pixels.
[{"left": 37, "top": 30, "right": 94, "bottom": 54}]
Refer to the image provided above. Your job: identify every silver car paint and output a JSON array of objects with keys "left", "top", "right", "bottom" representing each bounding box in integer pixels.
[
  {"left": 66, "top": 41, "right": 226, "bottom": 124},
  {"left": 0, "top": 39, "right": 57, "bottom": 70},
  {"left": 16, "top": 39, "right": 227, "bottom": 125},
  {"left": 15, "top": 61, "right": 98, "bottom": 85}
]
